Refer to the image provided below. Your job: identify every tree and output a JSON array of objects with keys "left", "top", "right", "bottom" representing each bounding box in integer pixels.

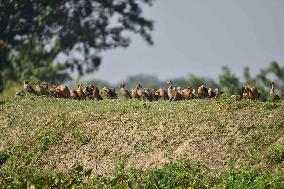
[
  {"left": 0, "top": 0, "right": 154, "bottom": 89},
  {"left": 218, "top": 66, "right": 240, "bottom": 94}
]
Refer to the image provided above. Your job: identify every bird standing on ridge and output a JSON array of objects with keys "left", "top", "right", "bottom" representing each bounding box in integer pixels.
[
  {"left": 15, "top": 90, "right": 26, "bottom": 97},
  {"left": 269, "top": 82, "right": 280, "bottom": 101},
  {"left": 77, "top": 84, "right": 86, "bottom": 100},
  {"left": 102, "top": 87, "right": 118, "bottom": 99},
  {"left": 118, "top": 83, "right": 132, "bottom": 99},
  {"left": 35, "top": 81, "right": 49, "bottom": 96},
  {"left": 155, "top": 88, "right": 169, "bottom": 100},
  {"left": 198, "top": 85, "right": 209, "bottom": 98},
  {"left": 23, "top": 80, "right": 37, "bottom": 95},
  {"left": 136, "top": 84, "right": 151, "bottom": 101}
]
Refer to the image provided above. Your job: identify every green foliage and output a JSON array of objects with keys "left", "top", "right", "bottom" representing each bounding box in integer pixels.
[
  {"left": 0, "top": 161, "right": 284, "bottom": 188},
  {"left": 215, "top": 168, "right": 284, "bottom": 189},
  {"left": 0, "top": 149, "right": 9, "bottom": 165},
  {"left": 218, "top": 66, "right": 241, "bottom": 94},
  {"left": 263, "top": 101, "right": 279, "bottom": 110},
  {"left": 264, "top": 144, "right": 284, "bottom": 165},
  {"left": 36, "top": 131, "right": 63, "bottom": 152},
  {"left": 0, "top": 0, "right": 154, "bottom": 89}
]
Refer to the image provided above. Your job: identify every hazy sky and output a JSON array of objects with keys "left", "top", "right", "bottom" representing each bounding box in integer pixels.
[{"left": 90, "top": 0, "right": 284, "bottom": 84}]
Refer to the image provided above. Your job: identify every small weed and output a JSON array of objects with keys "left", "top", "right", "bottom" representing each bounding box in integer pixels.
[
  {"left": 264, "top": 144, "right": 284, "bottom": 165},
  {"left": 36, "top": 132, "right": 62, "bottom": 152},
  {"left": 72, "top": 130, "right": 90, "bottom": 146},
  {"left": 0, "top": 149, "right": 9, "bottom": 165},
  {"left": 263, "top": 101, "right": 278, "bottom": 110}
]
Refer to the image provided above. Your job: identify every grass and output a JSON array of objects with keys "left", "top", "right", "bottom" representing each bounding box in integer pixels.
[{"left": 0, "top": 95, "right": 284, "bottom": 188}]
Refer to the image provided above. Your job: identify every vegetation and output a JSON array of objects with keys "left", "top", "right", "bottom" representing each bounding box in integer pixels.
[
  {"left": 0, "top": 0, "right": 154, "bottom": 89},
  {"left": 83, "top": 62, "right": 284, "bottom": 100},
  {"left": 0, "top": 96, "right": 284, "bottom": 188}
]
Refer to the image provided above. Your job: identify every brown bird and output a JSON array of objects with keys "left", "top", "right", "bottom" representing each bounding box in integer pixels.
[
  {"left": 197, "top": 85, "right": 209, "bottom": 98},
  {"left": 240, "top": 86, "right": 248, "bottom": 100},
  {"left": 118, "top": 83, "right": 132, "bottom": 100},
  {"left": 172, "top": 87, "right": 183, "bottom": 101},
  {"left": 58, "top": 85, "right": 70, "bottom": 98},
  {"left": 136, "top": 84, "right": 151, "bottom": 101},
  {"left": 87, "top": 85, "right": 103, "bottom": 100},
  {"left": 208, "top": 88, "right": 216, "bottom": 98},
  {"left": 244, "top": 87, "right": 260, "bottom": 100},
  {"left": 269, "top": 82, "right": 280, "bottom": 102},
  {"left": 167, "top": 84, "right": 175, "bottom": 101},
  {"left": 155, "top": 88, "right": 169, "bottom": 100},
  {"left": 47, "top": 85, "right": 60, "bottom": 98},
  {"left": 131, "top": 87, "right": 140, "bottom": 100},
  {"left": 69, "top": 89, "right": 80, "bottom": 100},
  {"left": 181, "top": 87, "right": 195, "bottom": 100},
  {"left": 150, "top": 89, "right": 159, "bottom": 101},
  {"left": 35, "top": 81, "right": 49, "bottom": 96},
  {"left": 214, "top": 88, "right": 223, "bottom": 97},
  {"left": 23, "top": 80, "right": 37, "bottom": 95},
  {"left": 102, "top": 87, "right": 118, "bottom": 99},
  {"left": 15, "top": 90, "right": 26, "bottom": 97},
  {"left": 77, "top": 84, "right": 86, "bottom": 100}
]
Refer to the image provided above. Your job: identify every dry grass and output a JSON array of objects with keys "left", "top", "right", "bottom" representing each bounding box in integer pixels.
[{"left": 0, "top": 96, "right": 284, "bottom": 177}]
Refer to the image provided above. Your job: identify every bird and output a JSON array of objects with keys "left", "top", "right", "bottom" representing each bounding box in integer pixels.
[
  {"left": 118, "top": 83, "right": 132, "bottom": 100},
  {"left": 155, "top": 88, "right": 169, "bottom": 100},
  {"left": 35, "top": 81, "right": 49, "bottom": 96},
  {"left": 59, "top": 85, "right": 71, "bottom": 98},
  {"left": 166, "top": 82, "right": 175, "bottom": 101},
  {"left": 214, "top": 88, "right": 223, "bottom": 97},
  {"left": 208, "top": 88, "right": 216, "bottom": 98},
  {"left": 149, "top": 89, "right": 159, "bottom": 101},
  {"left": 89, "top": 85, "right": 103, "bottom": 100},
  {"left": 77, "top": 84, "right": 86, "bottom": 100},
  {"left": 48, "top": 85, "right": 60, "bottom": 98},
  {"left": 15, "top": 90, "right": 26, "bottom": 97},
  {"left": 240, "top": 86, "right": 248, "bottom": 100},
  {"left": 197, "top": 85, "right": 209, "bottom": 98},
  {"left": 23, "top": 80, "right": 37, "bottom": 95},
  {"left": 102, "top": 87, "right": 118, "bottom": 99},
  {"left": 136, "top": 84, "right": 151, "bottom": 101},
  {"left": 172, "top": 87, "right": 183, "bottom": 101},
  {"left": 244, "top": 87, "right": 260, "bottom": 100},
  {"left": 181, "top": 87, "right": 194, "bottom": 100},
  {"left": 69, "top": 89, "right": 80, "bottom": 100},
  {"left": 130, "top": 87, "right": 140, "bottom": 100},
  {"left": 269, "top": 82, "right": 280, "bottom": 102}
]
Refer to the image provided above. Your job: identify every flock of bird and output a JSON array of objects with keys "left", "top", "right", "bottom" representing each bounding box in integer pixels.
[{"left": 15, "top": 80, "right": 283, "bottom": 102}]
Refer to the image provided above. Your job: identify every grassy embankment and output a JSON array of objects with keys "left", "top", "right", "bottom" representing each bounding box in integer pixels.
[{"left": 0, "top": 95, "right": 284, "bottom": 188}]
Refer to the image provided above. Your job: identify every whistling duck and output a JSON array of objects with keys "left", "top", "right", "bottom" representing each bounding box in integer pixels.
[
  {"left": 23, "top": 80, "right": 37, "bottom": 95},
  {"left": 15, "top": 90, "right": 26, "bottom": 97},
  {"left": 136, "top": 84, "right": 151, "bottom": 101},
  {"left": 35, "top": 81, "right": 49, "bottom": 96},
  {"left": 77, "top": 84, "right": 86, "bottom": 100},
  {"left": 269, "top": 82, "right": 280, "bottom": 101},
  {"left": 102, "top": 87, "right": 118, "bottom": 99},
  {"left": 118, "top": 83, "right": 132, "bottom": 100},
  {"left": 155, "top": 88, "right": 169, "bottom": 100},
  {"left": 197, "top": 85, "right": 209, "bottom": 98}
]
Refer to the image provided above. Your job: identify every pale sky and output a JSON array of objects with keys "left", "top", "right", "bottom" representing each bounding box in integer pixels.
[{"left": 89, "top": 0, "right": 284, "bottom": 84}]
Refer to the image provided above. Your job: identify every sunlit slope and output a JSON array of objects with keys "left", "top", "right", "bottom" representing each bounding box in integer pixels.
[{"left": 0, "top": 96, "right": 284, "bottom": 176}]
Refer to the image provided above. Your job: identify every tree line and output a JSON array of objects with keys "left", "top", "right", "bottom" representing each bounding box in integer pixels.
[
  {"left": 0, "top": 0, "right": 154, "bottom": 91},
  {"left": 88, "top": 61, "right": 284, "bottom": 100}
]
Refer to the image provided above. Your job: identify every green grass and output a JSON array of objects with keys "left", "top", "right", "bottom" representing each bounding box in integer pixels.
[{"left": 0, "top": 95, "right": 284, "bottom": 188}]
